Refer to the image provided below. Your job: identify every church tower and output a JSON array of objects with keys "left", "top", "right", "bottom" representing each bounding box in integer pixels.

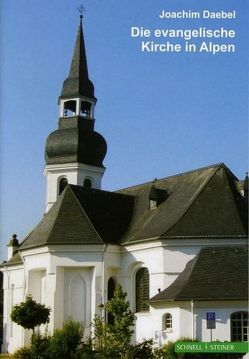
[{"left": 44, "top": 14, "right": 107, "bottom": 212}]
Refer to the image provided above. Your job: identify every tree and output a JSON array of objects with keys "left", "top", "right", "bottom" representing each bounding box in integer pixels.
[
  {"left": 93, "top": 285, "right": 135, "bottom": 358},
  {"left": 11, "top": 295, "right": 51, "bottom": 335},
  {"left": 48, "top": 318, "right": 84, "bottom": 359}
]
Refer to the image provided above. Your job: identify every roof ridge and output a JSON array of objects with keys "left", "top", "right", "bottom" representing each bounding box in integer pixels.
[
  {"left": 222, "top": 169, "right": 247, "bottom": 232},
  {"left": 173, "top": 252, "right": 200, "bottom": 299},
  {"left": 161, "top": 165, "right": 222, "bottom": 237},
  {"left": 117, "top": 163, "right": 225, "bottom": 192},
  {"left": 68, "top": 186, "right": 104, "bottom": 243}
]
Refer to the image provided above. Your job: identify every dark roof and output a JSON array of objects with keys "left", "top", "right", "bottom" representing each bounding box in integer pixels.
[
  {"left": 20, "top": 185, "right": 134, "bottom": 250},
  {"left": 45, "top": 116, "right": 107, "bottom": 167},
  {"left": 150, "top": 246, "right": 248, "bottom": 302},
  {"left": 60, "top": 17, "right": 95, "bottom": 99},
  {"left": 118, "top": 163, "right": 247, "bottom": 244},
  {"left": 2, "top": 252, "right": 23, "bottom": 267},
  {"left": 46, "top": 17, "right": 107, "bottom": 167},
  {"left": 18, "top": 163, "right": 247, "bottom": 251}
]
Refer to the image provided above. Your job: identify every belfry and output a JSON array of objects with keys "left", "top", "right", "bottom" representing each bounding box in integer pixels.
[{"left": 44, "top": 14, "right": 107, "bottom": 212}]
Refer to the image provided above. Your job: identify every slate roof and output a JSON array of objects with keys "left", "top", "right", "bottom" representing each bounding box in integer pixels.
[
  {"left": 45, "top": 116, "right": 107, "bottom": 167},
  {"left": 118, "top": 163, "right": 247, "bottom": 244},
  {"left": 60, "top": 16, "right": 95, "bottom": 99},
  {"left": 16, "top": 163, "right": 247, "bottom": 251},
  {"left": 149, "top": 246, "right": 248, "bottom": 302},
  {"left": 20, "top": 185, "right": 134, "bottom": 250},
  {"left": 2, "top": 252, "right": 23, "bottom": 267}
]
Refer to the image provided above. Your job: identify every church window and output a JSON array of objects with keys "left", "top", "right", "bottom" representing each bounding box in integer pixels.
[
  {"left": 107, "top": 277, "right": 116, "bottom": 325},
  {"left": 108, "top": 277, "right": 116, "bottom": 301},
  {"left": 84, "top": 178, "right": 92, "bottom": 188},
  {"left": 231, "top": 311, "right": 248, "bottom": 341},
  {"left": 135, "top": 267, "right": 149, "bottom": 312},
  {"left": 59, "top": 177, "right": 68, "bottom": 194},
  {"left": 162, "top": 313, "right": 172, "bottom": 330}
]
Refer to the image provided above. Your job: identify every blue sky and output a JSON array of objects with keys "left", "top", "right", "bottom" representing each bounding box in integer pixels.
[{"left": 1, "top": 0, "right": 248, "bottom": 260}]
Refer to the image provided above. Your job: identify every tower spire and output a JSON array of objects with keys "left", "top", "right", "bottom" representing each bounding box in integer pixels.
[
  {"left": 60, "top": 7, "right": 94, "bottom": 100},
  {"left": 44, "top": 14, "right": 107, "bottom": 212}
]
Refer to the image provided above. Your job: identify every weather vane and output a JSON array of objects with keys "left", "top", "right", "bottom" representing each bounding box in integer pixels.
[{"left": 78, "top": 4, "right": 86, "bottom": 19}]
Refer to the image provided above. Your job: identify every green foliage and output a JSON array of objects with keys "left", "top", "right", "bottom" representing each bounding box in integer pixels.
[
  {"left": 93, "top": 285, "right": 135, "bottom": 358},
  {"left": 129, "top": 339, "right": 155, "bottom": 358},
  {"left": 92, "top": 315, "right": 105, "bottom": 352},
  {"left": 10, "top": 320, "right": 89, "bottom": 359},
  {"left": 11, "top": 295, "right": 50, "bottom": 332},
  {"left": 105, "top": 285, "right": 135, "bottom": 356},
  {"left": 162, "top": 338, "right": 200, "bottom": 359},
  {"left": 48, "top": 318, "right": 84, "bottom": 359},
  {"left": 30, "top": 332, "right": 51, "bottom": 358},
  {"left": 162, "top": 341, "right": 178, "bottom": 359},
  {"left": 10, "top": 347, "right": 31, "bottom": 359}
]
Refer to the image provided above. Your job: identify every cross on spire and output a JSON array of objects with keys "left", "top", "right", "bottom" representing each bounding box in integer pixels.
[{"left": 78, "top": 4, "right": 86, "bottom": 20}]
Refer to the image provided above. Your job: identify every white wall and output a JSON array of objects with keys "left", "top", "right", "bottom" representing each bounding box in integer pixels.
[
  {"left": 2, "top": 265, "right": 25, "bottom": 354},
  {"left": 135, "top": 306, "right": 181, "bottom": 346},
  {"left": 3, "top": 240, "right": 247, "bottom": 353},
  {"left": 44, "top": 163, "right": 105, "bottom": 212},
  {"left": 194, "top": 302, "right": 248, "bottom": 342}
]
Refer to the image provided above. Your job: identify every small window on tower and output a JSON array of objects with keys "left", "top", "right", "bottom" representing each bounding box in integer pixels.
[
  {"left": 59, "top": 178, "right": 68, "bottom": 194},
  {"left": 64, "top": 100, "right": 76, "bottom": 117},
  {"left": 84, "top": 178, "right": 92, "bottom": 188},
  {"left": 80, "top": 101, "right": 91, "bottom": 118}
]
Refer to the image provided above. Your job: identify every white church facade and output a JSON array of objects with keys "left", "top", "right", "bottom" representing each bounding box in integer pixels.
[{"left": 1, "top": 15, "right": 248, "bottom": 354}]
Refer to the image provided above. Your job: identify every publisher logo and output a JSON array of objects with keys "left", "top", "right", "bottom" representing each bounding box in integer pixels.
[{"left": 175, "top": 342, "right": 248, "bottom": 353}]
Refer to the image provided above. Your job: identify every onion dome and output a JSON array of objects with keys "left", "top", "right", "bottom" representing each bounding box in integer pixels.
[{"left": 45, "top": 117, "right": 107, "bottom": 167}]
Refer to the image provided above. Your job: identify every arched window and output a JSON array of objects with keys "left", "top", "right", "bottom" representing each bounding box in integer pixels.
[
  {"left": 108, "top": 277, "right": 116, "bottom": 301},
  {"left": 231, "top": 311, "right": 248, "bottom": 341},
  {"left": 59, "top": 177, "right": 68, "bottom": 194},
  {"left": 162, "top": 313, "right": 172, "bottom": 330},
  {"left": 135, "top": 267, "right": 149, "bottom": 312},
  {"left": 84, "top": 178, "right": 92, "bottom": 188},
  {"left": 107, "top": 277, "right": 116, "bottom": 325}
]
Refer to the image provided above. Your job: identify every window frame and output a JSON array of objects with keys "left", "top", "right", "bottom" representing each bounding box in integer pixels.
[
  {"left": 230, "top": 311, "right": 248, "bottom": 342},
  {"left": 162, "top": 312, "right": 173, "bottom": 332},
  {"left": 135, "top": 267, "right": 150, "bottom": 313},
  {"left": 58, "top": 177, "right": 68, "bottom": 195}
]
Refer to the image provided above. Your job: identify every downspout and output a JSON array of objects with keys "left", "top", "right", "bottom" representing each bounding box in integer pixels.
[{"left": 191, "top": 300, "right": 194, "bottom": 340}]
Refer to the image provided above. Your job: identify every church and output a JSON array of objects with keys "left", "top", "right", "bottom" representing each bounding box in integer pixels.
[{"left": 1, "top": 14, "right": 248, "bottom": 354}]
